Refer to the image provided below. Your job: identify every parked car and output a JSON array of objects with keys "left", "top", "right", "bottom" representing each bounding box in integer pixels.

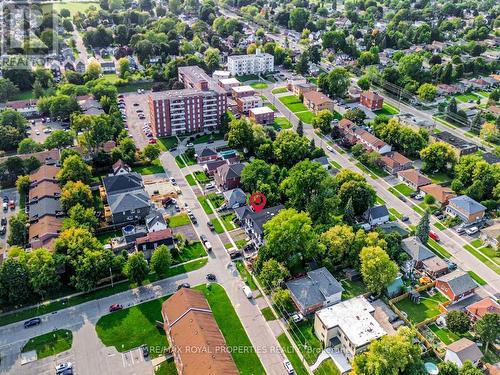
[
  {"left": 207, "top": 139, "right": 214, "bottom": 144},
  {"left": 398, "top": 195, "right": 407, "bottom": 202},
  {"left": 109, "top": 304, "right": 123, "bottom": 312},
  {"left": 465, "top": 226, "right": 479, "bottom": 236},
  {"left": 55, "top": 362, "right": 72, "bottom": 374},
  {"left": 401, "top": 216, "right": 409, "bottom": 222},
  {"left": 200, "top": 234, "right": 208, "bottom": 243},
  {"left": 187, "top": 142, "right": 194, "bottom": 147},
  {"left": 283, "top": 360, "right": 295, "bottom": 374},
  {"left": 170, "top": 177, "right": 176, "bottom": 185},
  {"left": 428, "top": 230, "right": 440, "bottom": 242},
  {"left": 169, "top": 147, "right": 177, "bottom": 152},
  {"left": 141, "top": 344, "right": 149, "bottom": 358},
  {"left": 205, "top": 183, "right": 215, "bottom": 190},
  {"left": 0, "top": 225, "right": 6, "bottom": 235},
  {"left": 9, "top": 200, "right": 15, "bottom": 210},
  {"left": 1, "top": 217, "right": 6, "bottom": 225},
  {"left": 290, "top": 312, "right": 304, "bottom": 323},
  {"left": 414, "top": 193, "right": 424, "bottom": 200},
  {"left": 177, "top": 283, "right": 191, "bottom": 290},
  {"left": 207, "top": 222, "right": 215, "bottom": 231},
  {"left": 204, "top": 241, "right": 212, "bottom": 252},
  {"left": 432, "top": 210, "right": 442, "bottom": 217},
  {"left": 24, "top": 317, "right": 41, "bottom": 328},
  {"left": 242, "top": 285, "right": 252, "bottom": 299},
  {"left": 206, "top": 273, "right": 216, "bottom": 281},
  {"left": 409, "top": 192, "right": 417, "bottom": 198},
  {"left": 3, "top": 202, "right": 8, "bottom": 211},
  {"left": 456, "top": 226, "right": 465, "bottom": 234},
  {"left": 326, "top": 145, "right": 334, "bottom": 152},
  {"left": 148, "top": 139, "right": 157, "bottom": 144}
]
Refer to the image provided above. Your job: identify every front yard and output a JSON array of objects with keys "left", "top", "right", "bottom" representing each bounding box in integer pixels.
[
  {"left": 374, "top": 103, "right": 400, "bottom": 116},
  {"left": 172, "top": 241, "right": 206, "bottom": 264},
  {"left": 289, "top": 320, "right": 323, "bottom": 365},
  {"left": 22, "top": 329, "right": 73, "bottom": 359},
  {"left": 158, "top": 136, "right": 178, "bottom": 151},
  {"left": 390, "top": 183, "right": 416, "bottom": 197},
  {"left": 235, "top": 260, "right": 257, "bottom": 290},
  {"left": 167, "top": 213, "right": 191, "bottom": 228},
  {"left": 276, "top": 333, "right": 309, "bottom": 375},
  {"left": 279, "top": 95, "right": 309, "bottom": 112},
  {"left": 198, "top": 196, "right": 214, "bottom": 214},
  {"left": 394, "top": 291, "right": 448, "bottom": 324},
  {"left": 340, "top": 278, "right": 368, "bottom": 300},
  {"left": 131, "top": 159, "right": 165, "bottom": 175},
  {"left": 220, "top": 213, "right": 237, "bottom": 230},
  {"left": 296, "top": 111, "right": 314, "bottom": 124}
]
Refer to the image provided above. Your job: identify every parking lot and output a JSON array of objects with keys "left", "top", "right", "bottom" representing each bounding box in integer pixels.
[
  {"left": 0, "top": 188, "right": 20, "bottom": 255},
  {"left": 27, "top": 119, "right": 68, "bottom": 144},
  {"left": 118, "top": 91, "right": 151, "bottom": 149}
]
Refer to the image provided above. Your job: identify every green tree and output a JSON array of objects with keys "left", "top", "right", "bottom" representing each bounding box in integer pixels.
[
  {"left": 142, "top": 144, "right": 161, "bottom": 162},
  {"left": 420, "top": 142, "right": 457, "bottom": 172},
  {"left": 338, "top": 180, "right": 376, "bottom": 216},
  {"left": 319, "top": 68, "right": 350, "bottom": 98},
  {"left": 17, "top": 138, "right": 44, "bottom": 154},
  {"left": 271, "top": 288, "right": 294, "bottom": 314},
  {"left": 63, "top": 203, "right": 99, "bottom": 232},
  {"left": 57, "top": 154, "right": 92, "bottom": 185},
  {"left": 398, "top": 53, "right": 423, "bottom": 81},
  {"left": 125, "top": 252, "right": 149, "bottom": 285},
  {"left": 241, "top": 159, "right": 273, "bottom": 193},
  {"left": 438, "top": 362, "right": 459, "bottom": 375},
  {"left": 71, "top": 249, "right": 115, "bottom": 292},
  {"left": 16, "top": 175, "right": 31, "bottom": 196},
  {"left": 344, "top": 196, "right": 355, "bottom": 225},
  {"left": 203, "top": 47, "right": 221, "bottom": 73},
  {"left": 417, "top": 83, "right": 437, "bottom": 102},
  {"left": 474, "top": 313, "right": 500, "bottom": 352},
  {"left": 357, "top": 76, "right": 371, "bottom": 91},
  {"left": 295, "top": 52, "right": 309, "bottom": 75},
  {"left": 296, "top": 120, "right": 303, "bottom": 136},
  {"left": 312, "top": 110, "right": 334, "bottom": 134},
  {"left": 321, "top": 224, "right": 365, "bottom": 269},
  {"left": 273, "top": 130, "right": 310, "bottom": 168},
  {"left": 288, "top": 8, "right": 309, "bottom": 31},
  {"left": 460, "top": 361, "right": 483, "bottom": 375},
  {"left": 23, "top": 248, "right": 60, "bottom": 298},
  {"left": 150, "top": 245, "right": 172, "bottom": 276},
  {"left": 117, "top": 57, "right": 130, "bottom": 78},
  {"left": 359, "top": 246, "right": 398, "bottom": 295},
  {"left": 344, "top": 108, "right": 367, "bottom": 125},
  {"left": 0, "top": 257, "right": 32, "bottom": 304},
  {"left": 44, "top": 129, "right": 75, "bottom": 149},
  {"left": 446, "top": 310, "right": 471, "bottom": 334},
  {"left": 61, "top": 180, "right": 93, "bottom": 212},
  {"left": 258, "top": 259, "right": 290, "bottom": 292},
  {"left": 7, "top": 212, "right": 28, "bottom": 246},
  {"left": 416, "top": 210, "right": 430, "bottom": 245},
  {"left": 227, "top": 119, "right": 254, "bottom": 152},
  {"left": 0, "top": 78, "right": 19, "bottom": 103}
]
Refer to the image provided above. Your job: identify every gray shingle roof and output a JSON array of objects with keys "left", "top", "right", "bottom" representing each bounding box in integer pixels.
[
  {"left": 401, "top": 236, "right": 435, "bottom": 262},
  {"left": 223, "top": 188, "right": 246, "bottom": 204},
  {"left": 29, "top": 197, "right": 63, "bottom": 221},
  {"left": 198, "top": 147, "right": 217, "bottom": 157},
  {"left": 108, "top": 190, "right": 151, "bottom": 215},
  {"left": 235, "top": 205, "right": 284, "bottom": 236},
  {"left": 145, "top": 210, "right": 166, "bottom": 230},
  {"left": 102, "top": 172, "right": 143, "bottom": 195},
  {"left": 447, "top": 338, "right": 483, "bottom": 363},
  {"left": 286, "top": 267, "right": 344, "bottom": 310},
  {"left": 449, "top": 195, "right": 486, "bottom": 215},
  {"left": 364, "top": 205, "right": 389, "bottom": 220},
  {"left": 438, "top": 270, "right": 477, "bottom": 296},
  {"left": 217, "top": 163, "right": 245, "bottom": 180}
]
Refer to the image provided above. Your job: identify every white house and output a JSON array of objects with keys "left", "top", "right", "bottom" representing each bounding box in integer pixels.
[
  {"left": 145, "top": 210, "right": 168, "bottom": 233},
  {"left": 363, "top": 205, "right": 390, "bottom": 226},
  {"left": 227, "top": 49, "right": 274, "bottom": 76},
  {"left": 444, "top": 338, "right": 483, "bottom": 368}
]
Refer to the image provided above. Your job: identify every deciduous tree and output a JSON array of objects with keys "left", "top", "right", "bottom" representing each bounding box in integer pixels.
[
  {"left": 125, "top": 252, "right": 149, "bottom": 285},
  {"left": 359, "top": 246, "right": 398, "bottom": 295},
  {"left": 150, "top": 245, "right": 172, "bottom": 276},
  {"left": 446, "top": 310, "right": 471, "bottom": 334},
  {"left": 258, "top": 259, "right": 290, "bottom": 292}
]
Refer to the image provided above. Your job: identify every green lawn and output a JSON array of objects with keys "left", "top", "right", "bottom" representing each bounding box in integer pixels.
[
  {"left": 340, "top": 279, "right": 368, "bottom": 300},
  {"left": 235, "top": 260, "right": 257, "bottom": 290},
  {"left": 194, "top": 171, "right": 210, "bottom": 183},
  {"left": 185, "top": 174, "right": 196, "bottom": 186},
  {"left": 289, "top": 320, "right": 323, "bottom": 365},
  {"left": 478, "top": 247, "right": 500, "bottom": 265},
  {"left": 180, "top": 153, "right": 196, "bottom": 166},
  {"left": 236, "top": 74, "right": 260, "bottom": 82},
  {"left": 196, "top": 284, "right": 266, "bottom": 375},
  {"left": 261, "top": 307, "right": 277, "bottom": 321},
  {"left": 392, "top": 183, "right": 416, "bottom": 196},
  {"left": 96, "top": 297, "right": 168, "bottom": 357},
  {"left": 174, "top": 156, "right": 186, "bottom": 168},
  {"left": 467, "top": 271, "right": 487, "bottom": 286},
  {"left": 167, "top": 213, "right": 191, "bottom": 228},
  {"left": 131, "top": 159, "right": 164, "bottom": 175},
  {"left": 273, "top": 117, "right": 293, "bottom": 130},
  {"left": 427, "top": 171, "right": 452, "bottom": 185},
  {"left": 463, "top": 245, "right": 500, "bottom": 274},
  {"left": 235, "top": 239, "right": 248, "bottom": 249},
  {"left": 210, "top": 218, "right": 225, "bottom": 234},
  {"left": 454, "top": 93, "right": 480, "bottom": 103},
  {"left": 251, "top": 82, "right": 268, "bottom": 89},
  {"left": 117, "top": 81, "right": 155, "bottom": 93},
  {"left": 355, "top": 162, "right": 379, "bottom": 179},
  {"left": 330, "top": 160, "right": 341, "bottom": 169},
  {"left": 276, "top": 334, "right": 309, "bottom": 375},
  {"left": 102, "top": 73, "right": 119, "bottom": 83},
  {"left": 389, "top": 208, "right": 403, "bottom": 220},
  {"left": 197, "top": 196, "right": 214, "bottom": 214},
  {"left": 10, "top": 90, "right": 35, "bottom": 101},
  {"left": 193, "top": 133, "right": 224, "bottom": 144},
  {"left": 96, "top": 230, "right": 122, "bottom": 245},
  {"left": 53, "top": 1, "right": 101, "bottom": 13},
  {"left": 220, "top": 213, "right": 237, "bottom": 231},
  {"left": 272, "top": 87, "right": 289, "bottom": 94},
  {"left": 428, "top": 238, "right": 452, "bottom": 258},
  {"left": 279, "top": 95, "right": 308, "bottom": 112},
  {"left": 429, "top": 324, "right": 459, "bottom": 345},
  {"left": 158, "top": 136, "right": 178, "bottom": 151},
  {"left": 207, "top": 193, "right": 225, "bottom": 208},
  {"left": 154, "top": 359, "right": 177, "bottom": 375},
  {"left": 394, "top": 291, "right": 448, "bottom": 324},
  {"left": 22, "top": 330, "right": 73, "bottom": 359},
  {"left": 173, "top": 242, "right": 206, "bottom": 264},
  {"left": 314, "top": 359, "right": 340, "bottom": 375},
  {"left": 296, "top": 111, "right": 314, "bottom": 124},
  {"left": 374, "top": 103, "right": 400, "bottom": 116},
  {"left": 470, "top": 239, "right": 483, "bottom": 248},
  {"left": 434, "top": 222, "right": 446, "bottom": 231}
]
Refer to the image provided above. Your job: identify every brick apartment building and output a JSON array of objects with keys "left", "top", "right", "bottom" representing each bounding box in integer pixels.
[
  {"left": 249, "top": 106, "right": 275, "bottom": 124},
  {"left": 360, "top": 91, "right": 384, "bottom": 110},
  {"left": 148, "top": 66, "right": 227, "bottom": 137},
  {"left": 236, "top": 95, "right": 262, "bottom": 113}
]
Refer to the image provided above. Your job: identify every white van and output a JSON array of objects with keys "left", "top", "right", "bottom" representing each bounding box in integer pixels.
[
  {"left": 465, "top": 226, "right": 479, "bottom": 235},
  {"left": 242, "top": 285, "right": 252, "bottom": 299}
]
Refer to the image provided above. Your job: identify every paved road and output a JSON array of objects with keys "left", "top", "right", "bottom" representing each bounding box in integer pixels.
[{"left": 263, "top": 84, "right": 500, "bottom": 297}]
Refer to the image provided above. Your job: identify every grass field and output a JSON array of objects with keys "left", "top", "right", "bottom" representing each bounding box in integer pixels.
[
  {"left": 236, "top": 74, "right": 260, "bottom": 82},
  {"left": 235, "top": 260, "right": 257, "bottom": 290},
  {"left": 272, "top": 87, "right": 289, "bottom": 94},
  {"left": 22, "top": 330, "right": 73, "bottom": 359},
  {"left": 330, "top": 160, "right": 342, "bottom": 169},
  {"left": 470, "top": 239, "right": 483, "bottom": 248},
  {"left": 276, "top": 334, "right": 309, "bottom": 375},
  {"left": 131, "top": 159, "right": 164, "bottom": 175},
  {"left": 279, "top": 95, "right": 308, "bottom": 112},
  {"left": 167, "top": 213, "right": 191, "bottom": 228},
  {"left": 173, "top": 242, "right": 206, "bottom": 264},
  {"left": 394, "top": 291, "right": 448, "bottom": 324},
  {"left": 392, "top": 183, "right": 416, "bottom": 196},
  {"left": 375, "top": 103, "right": 400, "bottom": 116},
  {"left": 207, "top": 193, "right": 225, "bottom": 208},
  {"left": 289, "top": 320, "right": 323, "bottom": 364},
  {"left": 96, "top": 297, "right": 168, "bottom": 357},
  {"left": 192, "top": 133, "right": 224, "bottom": 144},
  {"left": 154, "top": 359, "right": 177, "bottom": 375},
  {"left": 314, "top": 359, "right": 340, "bottom": 375},
  {"left": 429, "top": 324, "right": 459, "bottom": 345},
  {"left": 210, "top": 218, "right": 225, "bottom": 234},
  {"left": 463, "top": 245, "right": 500, "bottom": 274},
  {"left": 251, "top": 82, "right": 268, "bottom": 89},
  {"left": 273, "top": 117, "right": 293, "bottom": 130},
  {"left": 355, "top": 162, "right": 378, "bottom": 179},
  {"left": 158, "top": 136, "right": 178, "bottom": 151},
  {"left": 53, "top": 1, "right": 101, "bottom": 14},
  {"left": 96, "top": 230, "right": 122, "bottom": 245},
  {"left": 428, "top": 238, "right": 452, "bottom": 258},
  {"left": 194, "top": 171, "right": 210, "bottom": 183},
  {"left": 220, "top": 213, "right": 237, "bottom": 231},
  {"left": 197, "top": 196, "right": 214, "bottom": 214},
  {"left": 467, "top": 271, "right": 487, "bottom": 286},
  {"left": 11, "top": 90, "right": 34, "bottom": 101},
  {"left": 184, "top": 174, "right": 196, "bottom": 186},
  {"left": 196, "top": 284, "right": 266, "bottom": 375},
  {"left": 117, "top": 81, "right": 155, "bottom": 93},
  {"left": 340, "top": 279, "right": 367, "bottom": 300},
  {"left": 174, "top": 156, "right": 186, "bottom": 168},
  {"left": 296, "top": 111, "right": 314, "bottom": 124},
  {"left": 389, "top": 208, "right": 403, "bottom": 220},
  {"left": 261, "top": 307, "right": 277, "bottom": 321},
  {"left": 454, "top": 93, "right": 480, "bottom": 103}
]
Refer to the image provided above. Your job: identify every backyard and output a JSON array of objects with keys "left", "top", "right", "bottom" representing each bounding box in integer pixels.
[
  {"left": 131, "top": 159, "right": 165, "bottom": 175},
  {"left": 273, "top": 117, "right": 293, "bottom": 130},
  {"left": 340, "top": 279, "right": 368, "bottom": 300},
  {"left": 428, "top": 324, "right": 459, "bottom": 345},
  {"left": 167, "top": 213, "right": 191, "bottom": 228},
  {"left": 374, "top": 103, "right": 400, "bottom": 116},
  {"left": 22, "top": 329, "right": 73, "bottom": 359},
  {"left": 394, "top": 291, "right": 448, "bottom": 324}
]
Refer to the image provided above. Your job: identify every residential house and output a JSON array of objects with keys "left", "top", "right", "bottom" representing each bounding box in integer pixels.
[
  {"left": 28, "top": 216, "right": 63, "bottom": 251},
  {"left": 136, "top": 229, "right": 175, "bottom": 258},
  {"left": 2, "top": 99, "right": 39, "bottom": 118},
  {"left": 234, "top": 205, "right": 284, "bottom": 248},
  {"left": 292, "top": 82, "right": 317, "bottom": 97},
  {"left": 28, "top": 197, "right": 63, "bottom": 222},
  {"left": 401, "top": 236, "right": 435, "bottom": 268},
  {"left": 437, "top": 84, "right": 460, "bottom": 96},
  {"left": 445, "top": 195, "right": 486, "bottom": 224},
  {"left": 249, "top": 106, "right": 274, "bottom": 124},
  {"left": 466, "top": 297, "right": 500, "bottom": 321},
  {"left": 379, "top": 152, "right": 412, "bottom": 174},
  {"left": 63, "top": 60, "right": 75, "bottom": 71},
  {"left": 354, "top": 128, "right": 392, "bottom": 154},
  {"left": 397, "top": 169, "right": 432, "bottom": 190},
  {"left": 100, "top": 61, "right": 116, "bottom": 73},
  {"left": 203, "top": 159, "right": 230, "bottom": 177},
  {"left": 432, "top": 131, "right": 478, "bottom": 157},
  {"left": 161, "top": 289, "right": 239, "bottom": 375},
  {"left": 422, "top": 256, "right": 450, "bottom": 278},
  {"left": 222, "top": 188, "right": 247, "bottom": 209},
  {"left": 482, "top": 151, "right": 500, "bottom": 165},
  {"left": 286, "top": 267, "right": 344, "bottom": 315},
  {"left": 314, "top": 296, "right": 386, "bottom": 363},
  {"left": 360, "top": 91, "right": 383, "bottom": 111},
  {"left": 28, "top": 180, "right": 61, "bottom": 204},
  {"left": 145, "top": 210, "right": 167, "bottom": 233},
  {"left": 303, "top": 91, "right": 335, "bottom": 113},
  {"left": 436, "top": 270, "right": 478, "bottom": 303},
  {"left": 111, "top": 159, "right": 131, "bottom": 176},
  {"left": 420, "top": 184, "right": 456, "bottom": 206},
  {"left": 363, "top": 205, "right": 390, "bottom": 226},
  {"left": 196, "top": 147, "right": 218, "bottom": 163},
  {"left": 75, "top": 59, "right": 86, "bottom": 73},
  {"left": 480, "top": 222, "right": 500, "bottom": 249},
  {"left": 444, "top": 338, "right": 483, "bottom": 368},
  {"left": 101, "top": 172, "right": 152, "bottom": 224},
  {"left": 30, "top": 164, "right": 60, "bottom": 184},
  {"left": 214, "top": 163, "right": 245, "bottom": 191},
  {"left": 312, "top": 156, "right": 329, "bottom": 169}
]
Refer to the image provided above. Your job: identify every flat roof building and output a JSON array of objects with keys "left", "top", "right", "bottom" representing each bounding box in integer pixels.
[{"left": 227, "top": 49, "right": 274, "bottom": 76}]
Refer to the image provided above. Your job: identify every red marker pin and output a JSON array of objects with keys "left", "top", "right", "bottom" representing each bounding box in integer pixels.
[{"left": 249, "top": 192, "right": 267, "bottom": 213}]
